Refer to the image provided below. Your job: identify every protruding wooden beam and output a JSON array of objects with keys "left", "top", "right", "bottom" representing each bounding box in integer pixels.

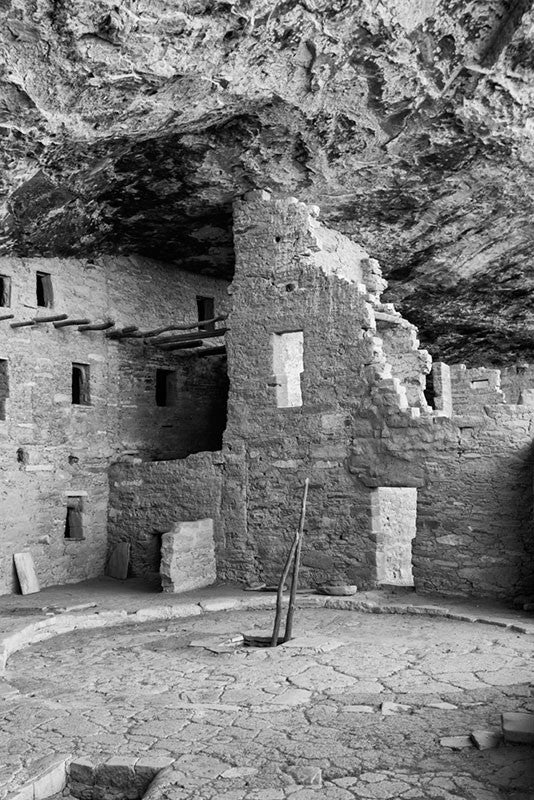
[
  {"left": 78, "top": 321, "right": 115, "bottom": 332},
  {"left": 106, "top": 326, "right": 139, "bottom": 340},
  {"left": 11, "top": 320, "right": 36, "bottom": 328},
  {"left": 33, "top": 313, "right": 68, "bottom": 324},
  {"left": 194, "top": 346, "right": 227, "bottom": 358},
  {"left": 54, "top": 318, "right": 91, "bottom": 328},
  {"left": 0, "top": 313, "right": 14, "bottom": 322},
  {"left": 156, "top": 341, "right": 204, "bottom": 352},
  {"left": 148, "top": 328, "right": 228, "bottom": 347},
  {"left": 139, "top": 314, "right": 228, "bottom": 338}
]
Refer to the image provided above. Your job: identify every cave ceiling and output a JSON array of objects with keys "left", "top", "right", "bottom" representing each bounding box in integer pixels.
[{"left": 2, "top": 0, "right": 534, "bottom": 364}]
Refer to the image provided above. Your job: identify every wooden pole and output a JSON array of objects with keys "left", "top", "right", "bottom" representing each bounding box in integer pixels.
[
  {"left": 10, "top": 320, "right": 35, "bottom": 328},
  {"left": 270, "top": 535, "right": 298, "bottom": 647},
  {"left": 0, "top": 314, "right": 14, "bottom": 321},
  {"left": 78, "top": 321, "right": 115, "bottom": 332},
  {"left": 138, "top": 313, "right": 228, "bottom": 338},
  {"left": 33, "top": 313, "right": 68, "bottom": 324},
  {"left": 106, "top": 326, "right": 139, "bottom": 339},
  {"left": 147, "top": 328, "right": 228, "bottom": 346},
  {"left": 54, "top": 318, "right": 91, "bottom": 328},
  {"left": 283, "top": 478, "right": 309, "bottom": 643}
]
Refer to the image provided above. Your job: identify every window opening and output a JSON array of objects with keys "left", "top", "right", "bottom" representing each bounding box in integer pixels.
[
  {"left": 64, "top": 497, "right": 84, "bottom": 540},
  {"left": 423, "top": 370, "right": 435, "bottom": 409},
  {"left": 156, "top": 368, "right": 176, "bottom": 407},
  {"left": 271, "top": 331, "right": 304, "bottom": 408},
  {"left": 72, "top": 363, "right": 90, "bottom": 405},
  {"left": 0, "top": 276, "right": 11, "bottom": 307},
  {"left": 0, "top": 359, "right": 8, "bottom": 421},
  {"left": 197, "top": 296, "right": 215, "bottom": 331},
  {"left": 36, "top": 271, "right": 54, "bottom": 308}
]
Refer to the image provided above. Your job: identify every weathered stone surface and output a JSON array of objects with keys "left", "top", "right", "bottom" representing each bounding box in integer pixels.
[
  {"left": 1, "top": 2, "right": 534, "bottom": 365},
  {"left": 160, "top": 519, "right": 216, "bottom": 594}
]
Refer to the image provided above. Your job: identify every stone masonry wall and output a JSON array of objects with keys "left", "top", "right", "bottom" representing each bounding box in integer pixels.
[
  {"left": 0, "top": 254, "right": 228, "bottom": 594},
  {"left": 219, "top": 192, "right": 409, "bottom": 588},
  {"left": 108, "top": 454, "right": 223, "bottom": 584},
  {"left": 218, "top": 192, "right": 534, "bottom": 600}
]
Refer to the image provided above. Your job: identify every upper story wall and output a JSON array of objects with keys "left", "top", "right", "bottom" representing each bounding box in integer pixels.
[{"left": 0, "top": 254, "right": 229, "bottom": 594}]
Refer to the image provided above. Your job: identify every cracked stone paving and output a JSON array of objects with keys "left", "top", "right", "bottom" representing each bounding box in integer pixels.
[{"left": 1, "top": 608, "right": 533, "bottom": 800}]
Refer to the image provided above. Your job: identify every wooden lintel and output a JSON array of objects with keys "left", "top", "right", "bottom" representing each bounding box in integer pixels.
[{"left": 0, "top": 313, "right": 14, "bottom": 321}]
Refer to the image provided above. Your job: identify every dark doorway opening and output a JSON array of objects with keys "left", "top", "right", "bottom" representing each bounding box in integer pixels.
[
  {"left": 36, "top": 271, "right": 54, "bottom": 308},
  {"left": 65, "top": 497, "right": 84, "bottom": 540},
  {"left": 72, "top": 363, "right": 91, "bottom": 405},
  {"left": 197, "top": 296, "right": 215, "bottom": 331}
]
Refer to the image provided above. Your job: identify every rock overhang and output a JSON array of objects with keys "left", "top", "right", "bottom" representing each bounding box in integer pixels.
[{"left": 2, "top": 0, "right": 534, "bottom": 363}]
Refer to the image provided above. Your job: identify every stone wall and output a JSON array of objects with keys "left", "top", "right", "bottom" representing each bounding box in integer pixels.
[
  {"left": 0, "top": 254, "right": 228, "bottom": 594},
  {"left": 218, "top": 192, "right": 409, "bottom": 589},
  {"left": 108, "top": 454, "right": 223, "bottom": 584},
  {"left": 217, "top": 191, "right": 534, "bottom": 600}
]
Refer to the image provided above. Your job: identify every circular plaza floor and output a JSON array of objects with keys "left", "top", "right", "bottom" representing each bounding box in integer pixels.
[{"left": 3, "top": 608, "right": 534, "bottom": 800}]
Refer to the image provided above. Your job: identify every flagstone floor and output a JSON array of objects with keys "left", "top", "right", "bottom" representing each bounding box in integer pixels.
[{"left": 2, "top": 608, "right": 533, "bottom": 800}]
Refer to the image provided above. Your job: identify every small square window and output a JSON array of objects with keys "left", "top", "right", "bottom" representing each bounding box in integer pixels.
[
  {"left": 72, "top": 363, "right": 90, "bottom": 405},
  {"left": 156, "top": 368, "right": 176, "bottom": 407},
  {"left": 197, "top": 296, "right": 215, "bottom": 331},
  {"left": 0, "top": 275, "right": 11, "bottom": 307},
  {"left": 36, "top": 271, "right": 54, "bottom": 308}
]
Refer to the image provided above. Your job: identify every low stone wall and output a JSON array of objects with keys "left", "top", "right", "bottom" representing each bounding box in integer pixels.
[{"left": 107, "top": 454, "right": 223, "bottom": 584}]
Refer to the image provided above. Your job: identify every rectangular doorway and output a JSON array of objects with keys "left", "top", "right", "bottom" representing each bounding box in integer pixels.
[{"left": 373, "top": 487, "right": 417, "bottom": 586}]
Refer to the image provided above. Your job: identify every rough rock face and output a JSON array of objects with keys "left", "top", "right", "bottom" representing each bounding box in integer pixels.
[{"left": 2, "top": 0, "right": 534, "bottom": 363}]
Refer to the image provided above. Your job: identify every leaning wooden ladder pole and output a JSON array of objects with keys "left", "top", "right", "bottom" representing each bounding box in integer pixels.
[{"left": 270, "top": 478, "right": 310, "bottom": 647}]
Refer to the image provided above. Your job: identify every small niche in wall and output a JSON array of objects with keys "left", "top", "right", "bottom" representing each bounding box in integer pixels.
[
  {"left": 64, "top": 496, "right": 84, "bottom": 540},
  {"left": 471, "top": 379, "right": 490, "bottom": 389},
  {"left": 36, "top": 271, "right": 54, "bottom": 308},
  {"left": 271, "top": 331, "right": 304, "bottom": 408},
  {"left": 0, "top": 359, "right": 8, "bottom": 421},
  {"left": 197, "top": 296, "right": 215, "bottom": 331},
  {"left": 156, "top": 368, "right": 177, "bottom": 407},
  {"left": 72, "top": 363, "right": 91, "bottom": 405},
  {"left": 0, "top": 275, "right": 11, "bottom": 307}
]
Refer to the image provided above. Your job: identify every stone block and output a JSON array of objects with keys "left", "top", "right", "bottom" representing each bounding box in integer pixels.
[
  {"left": 69, "top": 759, "right": 95, "bottom": 785},
  {"left": 471, "top": 729, "right": 502, "bottom": 749},
  {"left": 289, "top": 766, "right": 322, "bottom": 786},
  {"left": 95, "top": 758, "right": 136, "bottom": 789},
  {"left": 160, "top": 519, "right": 216, "bottom": 593},
  {"left": 440, "top": 736, "right": 473, "bottom": 749},
  {"left": 502, "top": 712, "right": 534, "bottom": 744},
  {"left": 32, "top": 761, "right": 67, "bottom": 800}
]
